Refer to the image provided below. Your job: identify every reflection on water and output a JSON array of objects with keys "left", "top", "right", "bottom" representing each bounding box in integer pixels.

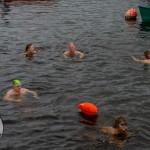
[
  {"left": 79, "top": 112, "right": 98, "bottom": 126},
  {"left": 0, "top": 0, "right": 150, "bottom": 150},
  {"left": 0, "top": 3, "right": 11, "bottom": 24},
  {"left": 125, "top": 19, "right": 137, "bottom": 27},
  {"left": 139, "top": 21, "right": 150, "bottom": 31}
]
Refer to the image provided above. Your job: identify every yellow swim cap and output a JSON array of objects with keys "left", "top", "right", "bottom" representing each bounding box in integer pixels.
[{"left": 13, "top": 80, "right": 21, "bottom": 87}]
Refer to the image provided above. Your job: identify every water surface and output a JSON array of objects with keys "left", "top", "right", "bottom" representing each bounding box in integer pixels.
[{"left": 0, "top": 0, "right": 150, "bottom": 149}]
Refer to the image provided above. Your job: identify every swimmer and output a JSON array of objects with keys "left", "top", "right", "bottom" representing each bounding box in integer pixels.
[
  {"left": 63, "top": 42, "right": 84, "bottom": 59},
  {"left": 22, "top": 43, "right": 37, "bottom": 58},
  {"left": 100, "top": 116, "right": 131, "bottom": 147},
  {"left": 132, "top": 50, "right": 150, "bottom": 64},
  {"left": 3, "top": 80, "right": 39, "bottom": 103}
]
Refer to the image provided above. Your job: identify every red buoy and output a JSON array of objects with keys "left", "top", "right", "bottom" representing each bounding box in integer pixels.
[
  {"left": 125, "top": 8, "right": 137, "bottom": 20},
  {"left": 77, "top": 102, "right": 98, "bottom": 115}
]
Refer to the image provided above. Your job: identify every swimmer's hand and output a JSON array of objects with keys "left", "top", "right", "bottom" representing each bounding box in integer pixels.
[
  {"left": 33, "top": 95, "right": 39, "bottom": 99},
  {"left": 14, "top": 99, "right": 22, "bottom": 103},
  {"left": 131, "top": 56, "right": 135, "bottom": 60},
  {"left": 20, "top": 53, "right": 26, "bottom": 57},
  {"left": 77, "top": 51, "right": 84, "bottom": 59},
  {"left": 131, "top": 56, "right": 139, "bottom": 62},
  {"left": 131, "top": 56, "right": 146, "bottom": 63},
  {"left": 34, "top": 48, "right": 38, "bottom": 53},
  {"left": 27, "top": 89, "right": 39, "bottom": 99}
]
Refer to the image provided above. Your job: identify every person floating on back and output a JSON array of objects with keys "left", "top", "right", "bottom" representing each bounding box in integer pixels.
[
  {"left": 63, "top": 42, "right": 84, "bottom": 59},
  {"left": 22, "top": 43, "right": 37, "bottom": 58},
  {"left": 132, "top": 50, "right": 150, "bottom": 64},
  {"left": 3, "top": 80, "right": 39, "bottom": 103},
  {"left": 100, "top": 116, "right": 131, "bottom": 148}
]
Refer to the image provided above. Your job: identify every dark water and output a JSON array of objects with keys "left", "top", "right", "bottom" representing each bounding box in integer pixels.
[{"left": 0, "top": 0, "right": 150, "bottom": 149}]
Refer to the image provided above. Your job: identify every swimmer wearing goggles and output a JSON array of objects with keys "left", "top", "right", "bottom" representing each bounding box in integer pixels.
[
  {"left": 100, "top": 116, "right": 131, "bottom": 148},
  {"left": 3, "top": 79, "right": 39, "bottom": 103}
]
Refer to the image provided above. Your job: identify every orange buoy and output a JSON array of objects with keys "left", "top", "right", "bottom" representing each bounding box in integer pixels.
[
  {"left": 125, "top": 8, "right": 137, "bottom": 20},
  {"left": 77, "top": 102, "right": 98, "bottom": 115}
]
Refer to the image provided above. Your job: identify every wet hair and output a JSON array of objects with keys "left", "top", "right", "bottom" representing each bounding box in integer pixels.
[
  {"left": 113, "top": 116, "right": 127, "bottom": 129},
  {"left": 144, "top": 50, "right": 150, "bottom": 59},
  {"left": 25, "top": 43, "right": 33, "bottom": 52}
]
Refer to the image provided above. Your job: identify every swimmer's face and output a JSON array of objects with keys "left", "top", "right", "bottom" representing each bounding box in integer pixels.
[
  {"left": 29, "top": 45, "right": 35, "bottom": 52},
  {"left": 118, "top": 121, "right": 128, "bottom": 131},
  {"left": 14, "top": 85, "right": 21, "bottom": 92},
  {"left": 69, "top": 43, "right": 76, "bottom": 53}
]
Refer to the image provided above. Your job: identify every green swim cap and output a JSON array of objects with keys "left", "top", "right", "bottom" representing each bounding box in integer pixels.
[{"left": 13, "top": 80, "right": 21, "bottom": 87}]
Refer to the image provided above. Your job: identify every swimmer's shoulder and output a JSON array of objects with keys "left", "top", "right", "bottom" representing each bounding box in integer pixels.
[
  {"left": 20, "top": 88, "right": 29, "bottom": 93},
  {"left": 101, "top": 126, "right": 112, "bottom": 133},
  {"left": 76, "top": 50, "right": 83, "bottom": 54},
  {"left": 3, "top": 89, "right": 14, "bottom": 100},
  {"left": 144, "top": 59, "right": 150, "bottom": 64},
  {"left": 76, "top": 50, "right": 84, "bottom": 58},
  {"left": 63, "top": 50, "right": 69, "bottom": 58},
  {"left": 101, "top": 126, "right": 116, "bottom": 135},
  {"left": 20, "top": 52, "right": 26, "bottom": 57},
  {"left": 63, "top": 50, "right": 69, "bottom": 54},
  {"left": 6, "top": 89, "right": 13, "bottom": 95}
]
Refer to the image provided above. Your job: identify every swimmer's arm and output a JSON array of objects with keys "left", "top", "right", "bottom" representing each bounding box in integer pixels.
[
  {"left": 33, "top": 49, "right": 38, "bottom": 54},
  {"left": 131, "top": 56, "right": 145, "bottom": 63},
  {"left": 26, "top": 89, "right": 39, "bottom": 99},
  {"left": 21, "top": 53, "right": 25, "bottom": 56},
  {"left": 100, "top": 127, "right": 109, "bottom": 134},
  {"left": 3, "top": 91, "right": 20, "bottom": 102},
  {"left": 101, "top": 127, "right": 116, "bottom": 135},
  {"left": 76, "top": 51, "right": 84, "bottom": 59},
  {"left": 20, "top": 52, "right": 26, "bottom": 57},
  {"left": 3, "top": 90, "right": 13, "bottom": 101},
  {"left": 34, "top": 51, "right": 37, "bottom": 54},
  {"left": 63, "top": 51, "right": 69, "bottom": 59},
  {"left": 33, "top": 48, "right": 38, "bottom": 53},
  {"left": 126, "top": 131, "right": 132, "bottom": 138},
  {"left": 3, "top": 96, "right": 15, "bottom": 102}
]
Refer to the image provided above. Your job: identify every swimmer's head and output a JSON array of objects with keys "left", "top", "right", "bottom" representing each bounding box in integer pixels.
[
  {"left": 144, "top": 50, "right": 150, "bottom": 59},
  {"left": 113, "top": 116, "right": 128, "bottom": 131},
  {"left": 25, "top": 43, "right": 34, "bottom": 52},
  {"left": 13, "top": 80, "right": 22, "bottom": 87},
  {"left": 69, "top": 42, "right": 76, "bottom": 52}
]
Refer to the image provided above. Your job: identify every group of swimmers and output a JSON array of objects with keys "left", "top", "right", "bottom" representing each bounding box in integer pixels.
[
  {"left": 2, "top": 41, "right": 150, "bottom": 147},
  {"left": 21, "top": 42, "right": 84, "bottom": 59},
  {"left": 3, "top": 80, "right": 130, "bottom": 147},
  {"left": 3, "top": 42, "right": 84, "bottom": 102}
]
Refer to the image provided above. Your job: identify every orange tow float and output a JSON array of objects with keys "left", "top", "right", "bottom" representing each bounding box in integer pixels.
[
  {"left": 77, "top": 102, "right": 98, "bottom": 115},
  {"left": 125, "top": 8, "right": 137, "bottom": 20}
]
